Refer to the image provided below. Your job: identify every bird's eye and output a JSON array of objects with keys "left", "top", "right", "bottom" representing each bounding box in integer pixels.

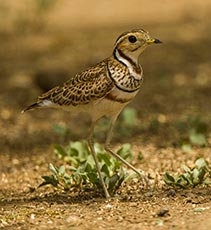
[{"left": 128, "top": 35, "right": 137, "bottom": 43}]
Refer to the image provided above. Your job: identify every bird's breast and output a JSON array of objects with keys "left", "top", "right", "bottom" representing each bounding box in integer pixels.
[
  {"left": 104, "top": 86, "right": 138, "bottom": 104},
  {"left": 88, "top": 86, "right": 139, "bottom": 120},
  {"left": 107, "top": 58, "right": 143, "bottom": 93}
]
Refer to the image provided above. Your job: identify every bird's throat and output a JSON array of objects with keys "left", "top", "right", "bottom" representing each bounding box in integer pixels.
[
  {"left": 113, "top": 48, "right": 142, "bottom": 78},
  {"left": 113, "top": 48, "right": 142, "bottom": 76}
]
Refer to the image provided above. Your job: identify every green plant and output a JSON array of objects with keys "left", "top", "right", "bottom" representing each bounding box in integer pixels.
[
  {"left": 52, "top": 124, "right": 71, "bottom": 137},
  {"left": 52, "top": 124, "right": 71, "bottom": 143},
  {"left": 164, "top": 158, "right": 211, "bottom": 188},
  {"left": 39, "top": 142, "right": 135, "bottom": 195},
  {"left": 120, "top": 107, "right": 138, "bottom": 127},
  {"left": 178, "top": 115, "right": 209, "bottom": 151},
  {"left": 116, "top": 107, "right": 140, "bottom": 137}
]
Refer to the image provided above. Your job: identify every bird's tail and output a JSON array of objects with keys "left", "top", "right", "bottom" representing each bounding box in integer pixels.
[{"left": 21, "top": 102, "right": 41, "bottom": 113}]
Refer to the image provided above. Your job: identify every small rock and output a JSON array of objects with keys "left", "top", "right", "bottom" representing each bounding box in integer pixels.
[
  {"left": 144, "top": 192, "right": 153, "bottom": 197},
  {"left": 157, "top": 208, "right": 169, "bottom": 217},
  {"left": 129, "top": 202, "right": 138, "bottom": 207},
  {"left": 66, "top": 215, "right": 80, "bottom": 223},
  {"left": 167, "top": 189, "right": 176, "bottom": 197},
  {"left": 30, "top": 214, "right": 36, "bottom": 219},
  {"left": 105, "top": 204, "right": 112, "bottom": 209}
]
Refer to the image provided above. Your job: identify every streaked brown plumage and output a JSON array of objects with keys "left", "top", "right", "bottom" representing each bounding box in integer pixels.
[
  {"left": 38, "top": 62, "right": 113, "bottom": 106},
  {"left": 23, "top": 29, "right": 162, "bottom": 198}
]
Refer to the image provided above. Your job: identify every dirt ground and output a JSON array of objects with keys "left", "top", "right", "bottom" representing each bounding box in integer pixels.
[{"left": 0, "top": 1, "right": 211, "bottom": 229}]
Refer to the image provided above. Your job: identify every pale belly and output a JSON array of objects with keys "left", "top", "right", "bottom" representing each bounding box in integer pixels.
[{"left": 51, "top": 87, "right": 140, "bottom": 121}]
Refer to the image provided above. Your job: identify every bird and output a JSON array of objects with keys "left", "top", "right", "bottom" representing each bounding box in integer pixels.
[{"left": 22, "top": 29, "right": 162, "bottom": 198}]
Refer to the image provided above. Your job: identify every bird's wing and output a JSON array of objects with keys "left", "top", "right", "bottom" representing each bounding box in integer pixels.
[{"left": 37, "top": 61, "right": 114, "bottom": 106}]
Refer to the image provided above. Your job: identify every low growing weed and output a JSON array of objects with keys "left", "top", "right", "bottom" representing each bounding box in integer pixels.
[
  {"left": 164, "top": 158, "right": 211, "bottom": 188},
  {"left": 178, "top": 115, "right": 209, "bottom": 151},
  {"left": 39, "top": 141, "right": 136, "bottom": 195}
]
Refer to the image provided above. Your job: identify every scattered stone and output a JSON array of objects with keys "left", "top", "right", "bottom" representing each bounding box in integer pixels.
[
  {"left": 28, "top": 187, "right": 36, "bottom": 193},
  {"left": 156, "top": 208, "right": 169, "bottom": 217},
  {"left": 66, "top": 215, "right": 80, "bottom": 224},
  {"left": 30, "top": 214, "right": 36, "bottom": 220},
  {"left": 167, "top": 189, "right": 176, "bottom": 197},
  {"left": 105, "top": 204, "right": 113, "bottom": 209},
  {"left": 144, "top": 192, "right": 153, "bottom": 197},
  {"left": 129, "top": 202, "right": 138, "bottom": 207}
]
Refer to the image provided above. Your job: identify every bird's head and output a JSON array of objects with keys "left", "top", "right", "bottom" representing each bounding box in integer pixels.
[{"left": 114, "top": 29, "right": 162, "bottom": 64}]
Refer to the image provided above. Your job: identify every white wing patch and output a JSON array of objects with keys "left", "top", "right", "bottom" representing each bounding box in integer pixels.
[{"left": 41, "top": 100, "right": 54, "bottom": 107}]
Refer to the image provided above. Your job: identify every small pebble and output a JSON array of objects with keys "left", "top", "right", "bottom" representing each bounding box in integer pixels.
[
  {"left": 30, "top": 214, "right": 36, "bottom": 219},
  {"left": 167, "top": 189, "right": 176, "bottom": 197},
  {"left": 105, "top": 204, "right": 112, "bottom": 209},
  {"left": 157, "top": 208, "right": 169, "bottom": 217}
]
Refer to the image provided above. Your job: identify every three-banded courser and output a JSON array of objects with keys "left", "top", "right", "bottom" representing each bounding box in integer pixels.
[{"left": 23, "top": 29, "right": 162, "bottom": 198}]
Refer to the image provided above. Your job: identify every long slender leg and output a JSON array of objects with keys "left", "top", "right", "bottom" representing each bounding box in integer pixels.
[
  {"left": 87, "top": 121, "right": 110, "bottom": 199},
  {"left": 105, "top": 114, "right": 148, "bottom": 186}
]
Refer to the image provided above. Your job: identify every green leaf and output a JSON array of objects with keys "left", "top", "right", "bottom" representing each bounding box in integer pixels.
[
  {"left": 198, "top": 168, "right": 206, "bottom": 182},
  {"left": 175, "top": 176, "right": 188, "bottom": 188},
  {"left": 138, "top": 151, "right": 144, "bottom": 161},
  {"left": 53, "top": 144, "right": 67, "bottom": 158},
  {"left": 192, "top": 167, "right": 206, "bottom": 185},
  {"left": 52, "top": 124, "right": 70, "bottom": 136},
  {"left": 164, "top": 172, "right": 175, "bottom": 185},
  {"left": 101, "top": 164, "right": 110, "bottom": 177},
  {"left": 117, "top": 143, "right": 132, "bottom": 160},
  {"left": 189, "top": 130, "right": 207, "bottom": 146},
  {"left": 49, "top": 163, "right": 58, "bottom": 175},
  {"left": 64, "top": 156, "right": 79, "bottom": 165},
  {"left": 182, "top": 165, "right": 191, "bottom": 173},
  {"left": 181, "top": 173, "right": 193, "bottom": 186},
  {"left": 69, "top": 165, "right": 77, "bottom": 172},
  {"left": 84, "top": 162, "right": 93, "bottom": 173},
  {"left": 181, "top": 143, "right": 192, "bottom": 152},
  {"left": 70, "top": 141, "right": 86, "bottom": 154},
  {"left": 108, "top": 174, "right": 120, "bottom": 192},
  {"left": 189, "top": 117, "right": 208, "bottom": 134},
  {"left": 87, "top": 172, "right": 99, "bottom": 185},
  {"left": 121, "top": 107, "right": 137, "bottom": 127},
  {"left": 111, "top": 174, "right": 125, "bottom": 192},
  {"left": 195, "top": 158, "right": 207, "bottom": 169},
  {"left": 94, "top": 143, "right": 105, "bottom": 154},
  {"left": 39, "top": 175, "right": 58, "bottom": 187},
  {"left": 85, "top": 155, "right": 96, "bottom": 168},
  {"left": 97, "top": 153, "right": 111, "bottom": 166},
  {"left": 149, "top": 118, "right": 160, "bottom": 133},
  {"left": 58, "top": 165, "right": 65, "bottom": 176}
]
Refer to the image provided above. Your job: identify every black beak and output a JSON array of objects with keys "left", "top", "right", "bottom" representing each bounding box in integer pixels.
[{"left": 154, "top": 38, "right": 162, "bottom": 44}]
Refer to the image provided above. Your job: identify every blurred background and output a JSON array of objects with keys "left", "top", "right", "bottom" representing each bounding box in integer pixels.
[{"left": 0, "top": 0, "right": 210, "bottom": 152}]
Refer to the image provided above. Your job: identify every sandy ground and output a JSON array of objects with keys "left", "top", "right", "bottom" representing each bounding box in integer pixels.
[{"left": 0, "top": 1, "right": 211, "bottom": 229}]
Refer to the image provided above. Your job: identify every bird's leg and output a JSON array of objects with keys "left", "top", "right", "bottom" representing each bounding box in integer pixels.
[
  {"left": 87, "top": 122, "right": 110, "bottom": 199},
  {"left": 105, "top": 114, "right": 149, "bottom": 187}
]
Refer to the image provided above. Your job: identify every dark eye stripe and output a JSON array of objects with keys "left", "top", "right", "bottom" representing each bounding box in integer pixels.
[{"left": 128, "top": 35, "right": 137, "bottom": 43}]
